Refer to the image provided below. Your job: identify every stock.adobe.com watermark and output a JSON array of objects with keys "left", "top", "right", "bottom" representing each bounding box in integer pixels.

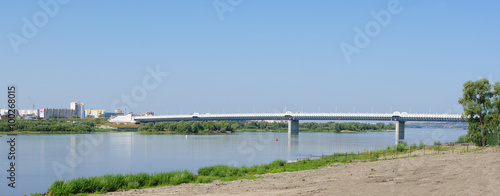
[
  {"left": 51, "top": 135, "right": 103, "bottom": 179},
  {"left": 6, "top": 135, "right": 17, "bottom": 189},
  {"left": 227, "top": 133, "right": 274, "bottom": 167},
  {"left": 6, "top": 85, "right": 18, "bottom": 189},
  {"left": 339, "top": 0, "right": 404, "bottom": 63},
  {"left": 111, "top": 65, "right": 169, "bottom": 113},
  {"left": 213, "top": 0, "right": 243, "bottom": 21},
  {"left": 7, "top": 0, "right": 71, "bottom": 54}
]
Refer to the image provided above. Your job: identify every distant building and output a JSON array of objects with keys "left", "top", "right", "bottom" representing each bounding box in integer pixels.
[
  {"left": 39, "top": 108, "right": 76, "bottom": 119},
  {"left": 17, "top": 109, "right": 39, "bottom": 118},
  {"left": 104, "top": 112, "right": 124, "bottom": 118},
  {"left": 70, "top": 101, "right": 85, "bottom": 118},
  {"left": 0, "top": 109, "right": 38, "bottom": 119},
  {"left": 108, "top": 113, "right": 136, "bottom": 124},
  {"left": 103, "top": 109, "right": 124, "bottom": 118},
  {"left": 84, "top": 109, "right": 106, "bottom": 118},
  {"left": 0, "top": 109, "right": 9, "bottom": 116},
  {"left": 0, "top": 109, "right": 12, "bottom": 119}
]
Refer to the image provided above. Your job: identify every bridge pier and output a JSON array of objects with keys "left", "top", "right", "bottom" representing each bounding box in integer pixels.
[
  {"left": 288, "top": 134, "right": 299, "bottom": 153},
  {"left": 395, "top": 121, "right": 405, "bottom": 144},
  {"left": 288, "top": 119, "right": 299, "bottom": 135}
]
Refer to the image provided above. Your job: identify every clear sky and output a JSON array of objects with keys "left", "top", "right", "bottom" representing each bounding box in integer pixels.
[{"left": 1, "top": 0, "right": 499, "bottom": 115}]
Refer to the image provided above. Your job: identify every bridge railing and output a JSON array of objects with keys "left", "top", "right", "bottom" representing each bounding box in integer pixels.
[{"left": 133, "top": 112, "right": 465, "bottom": 122}]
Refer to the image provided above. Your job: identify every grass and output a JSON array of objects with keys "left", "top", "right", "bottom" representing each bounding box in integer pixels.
[
  {"left": 40, "top": 153, "right": 380, "bottom": 195},
  {"left": 36, "top": 141, "right": 475, "bottom": 196},
  {"left": 44, "top": 170, "right": 194, "bottom": 195},
  {"left": 0, "top": 131, "right": 89, "bottom": 134}
]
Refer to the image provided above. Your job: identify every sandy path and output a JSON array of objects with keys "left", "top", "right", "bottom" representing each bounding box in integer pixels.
[{"left": 100, "top": 147, "right": 499, "bottom": 196}]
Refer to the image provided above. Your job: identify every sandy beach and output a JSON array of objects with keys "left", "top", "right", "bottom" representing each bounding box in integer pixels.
[{"left": 99, "top": 147, "right": 499, "bottom": 196}]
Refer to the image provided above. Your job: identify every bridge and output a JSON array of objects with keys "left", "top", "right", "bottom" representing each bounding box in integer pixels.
[{"left": 133, "top": 112, "right": 465, "bottom": 144}]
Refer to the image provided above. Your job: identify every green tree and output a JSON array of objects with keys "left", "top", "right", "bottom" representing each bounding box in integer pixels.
[
  {"left": 487, "top": 82, "right": 500, "bottom": 145},
  {"left": 458, "top": 78, "right": 498, "bottom": 146}
]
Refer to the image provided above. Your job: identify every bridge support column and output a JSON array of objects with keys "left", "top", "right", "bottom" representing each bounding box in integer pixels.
[
  {"left": 288, "top": 119, "right": 299, "bottom": 135},
  {"left": 395, "top": 121, "right": 405, "bottom": 144}
]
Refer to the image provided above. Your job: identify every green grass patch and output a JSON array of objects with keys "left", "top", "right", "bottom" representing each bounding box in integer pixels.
[
  {"left": 46, "top": 170, "right": 194, "bottom": 195},
  {"left": 41, "top": 140, "right": 477, "bottom": 195},
  {"left": 43, "top": 153, "right": 383, "bottom": 195}
]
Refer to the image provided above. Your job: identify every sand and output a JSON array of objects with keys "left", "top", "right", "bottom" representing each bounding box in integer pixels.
[{"left": 99, "top": 147, "right": 500, "bottom": 196}]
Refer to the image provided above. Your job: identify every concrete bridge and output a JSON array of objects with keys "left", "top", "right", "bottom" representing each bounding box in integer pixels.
[{"left": 133, "top": 112, "right": 465, "bottom": 144}]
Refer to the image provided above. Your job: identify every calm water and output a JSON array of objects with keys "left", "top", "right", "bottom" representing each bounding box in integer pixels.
[{"left": 0, "top": 128, "right": 466, "bottom": 195}]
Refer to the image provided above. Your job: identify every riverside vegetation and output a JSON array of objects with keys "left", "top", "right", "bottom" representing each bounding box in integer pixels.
[
  {"left": 0, "top": 119, "right": 95, "bottom": 133},
  {"left": 137, "top": 121, "right": 396, "bottom": 133},
  {"left": 1, "top": 118, "right": 394, "bottom": 134},
  {"left": 458, "top": 78, "right": 500, "bottom": 146},
  {"left": 32, "top": 141, "right": 473, "bottom": 195},
  {"left": 0, "top": 118, "right": 138, "bottom": 133}
]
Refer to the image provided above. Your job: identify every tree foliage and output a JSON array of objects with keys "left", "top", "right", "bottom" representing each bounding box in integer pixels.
[
  {"left": 458, "top": 78, "right": 500, "bottom": 146},
  {"left": 0, "top": 119, "right": 95, "bottom": 133},
  {"left": 137, "top": 121, "right": 395, "bottom": 133},
  {"left": 300, "top": 122, "right": 394, "bottom": 132},
  {"left": 138, "top": 121, "right": 236, "bottom": 133}
]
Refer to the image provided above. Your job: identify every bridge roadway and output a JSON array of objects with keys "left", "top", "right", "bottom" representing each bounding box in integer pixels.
[{"left": 133, "top": 112, "right": 465, "bottom": 144}]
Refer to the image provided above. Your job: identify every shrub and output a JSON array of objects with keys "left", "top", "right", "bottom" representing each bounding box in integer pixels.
[
  {"left": 396, "top": 142, "right": 409, "bottom": 152},
  {"left": 197, "top": 165, "right": 241, "bottom": 178},
  {"left": 270, "top": 160, "right": 287, "bottom": 168},
  {"left": 47, "top": 170, "right": 195, "bottom": 195},
  {"left": 418, "top": 141, "right": 425, "bottom": 149},
  {"left": 386, "top": 145, "right": 392, "bottom": 152},
  {"left": 456, "top": 135, "right": 467, "bottom": 143},
  {"left": 410, "top": 143, "right": 417, "bottom": 150}
]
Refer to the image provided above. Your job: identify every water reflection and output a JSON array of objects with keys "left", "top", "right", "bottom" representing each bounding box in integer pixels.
[
  {"left": 288, "top": 134, "right": 299, "bottom": 153},
  {"left": 0, "top": 128, "right": 467, "bottom": 195}
]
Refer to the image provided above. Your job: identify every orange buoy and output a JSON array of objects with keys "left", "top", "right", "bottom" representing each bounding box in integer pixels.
[{"left": 276, "top": 138, "right": 278, "bottom": 141}]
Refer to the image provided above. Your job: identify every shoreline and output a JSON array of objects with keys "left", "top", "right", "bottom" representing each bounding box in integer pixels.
[
  {"left": 97, "top": 146, "right": 497, "bottom": 196},
  {"left": 0, "top": 129, "right": 392, "bottom": 134},
  {"left": 38, "top": 143, "right": 480, "bottom": 195},
  {"left": 137, "top": 129, "right": 395, "bottom": 134}
]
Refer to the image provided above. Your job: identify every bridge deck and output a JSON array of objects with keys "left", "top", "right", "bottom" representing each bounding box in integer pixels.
[{"left": 133, "top": 112, "right": 465, "bottom": 123}]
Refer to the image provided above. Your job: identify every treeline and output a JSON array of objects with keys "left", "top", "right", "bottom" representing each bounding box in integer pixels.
[
  {"left": 138, "top": 121, "right": 395, "bottom": 133},
  {"left": 138, "top": 121, "right": 237, "bottom": 133},
  {"left": 300, "top": 122, "right": 395, "bottom": 132},
  {"left": 0, "top": 119, "right": 95, "bottom": 133},
  {"left": 239, "top": 121, "right": 395, "bottom": 132}
]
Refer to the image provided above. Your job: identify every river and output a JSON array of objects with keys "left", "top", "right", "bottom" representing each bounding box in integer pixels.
[{"left": 0, "top": 128, "right": 466, "bottom": 195}]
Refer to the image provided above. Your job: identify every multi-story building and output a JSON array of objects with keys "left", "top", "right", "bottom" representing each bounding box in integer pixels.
[
  {"left": 84, "top": 109, "right": 106, "bottom": 118},
  {"left": 39, "top": 108, "right": 76, "bottom": 119},
  {"left": 104, "top": 109, "right": 124, "bottom": 117},
  {"left": 0, "top": 109, "right": 9, "bottom": 116},
  {"left": 70, "top": 101, "right": 85, "bottom": 118},
  {"left": 0, "top": 109, "right": 39, "bottom": 118},
  {"left": 2, "top": 102, "right": 94, "bottom": 119},
  {"left": 17, "top": 109, "right": 39, "bottom": 117}
]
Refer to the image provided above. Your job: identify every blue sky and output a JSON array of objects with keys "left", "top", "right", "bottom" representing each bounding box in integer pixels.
[{"left": 1, "top": 0, "right": 499, "bottom": 115}]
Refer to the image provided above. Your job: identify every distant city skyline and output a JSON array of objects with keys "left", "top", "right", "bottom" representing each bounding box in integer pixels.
[{"left": 2, "top": 1, "right": 499, "bottom": 115}]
